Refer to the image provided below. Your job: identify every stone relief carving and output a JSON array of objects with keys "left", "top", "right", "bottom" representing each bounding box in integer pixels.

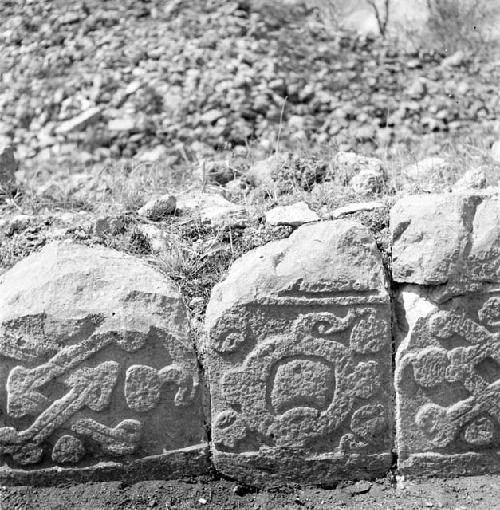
[
  {"left": 397, "top": 292, "right": 500, "bottom": 455},
  {"left": 0, "top": 325, "right": 198, "bottom": 467},
  {"left": 210, "top": 305, "right": 391, "bottom": 455}
]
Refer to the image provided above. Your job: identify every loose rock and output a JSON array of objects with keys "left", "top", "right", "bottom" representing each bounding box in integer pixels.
[
  {"left": 401, "top": 157, "right": 452, "bottom": 192},
  {"left": 0, "top": 144, "right": 18, "bottom": 193},
  {"left": 265, "top": 201, "right": 319, "bottom": 226},
  {"left": 138, "top": 195, "right": 177, "bottom": 221},
  {"left": 331, "top": 201, "right": 385, "bottom": 219},
  {"left": 176, "top": 192, "right": 246, "bottom": 227},
  {"left": 55, "top": 107, "right": 101, "bottom": 135},
  {"left": 451, "top": 167, "right": 488, "bottom": 192}
]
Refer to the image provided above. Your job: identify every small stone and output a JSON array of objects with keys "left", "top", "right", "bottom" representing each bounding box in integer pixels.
[
  {"left": 176, "top": 192, "right": 246, "bottom": 227},
  {"left": 333, "top": 152, "right": 384, "bottom": 192},
  {"left": 452, "top": 167, "right": 488, "bottom": 192},
  {"left": 201, "top": 109, "right": 224, "bottom": 124},
  {"left": 491, "top": 139, "right": 500, "bottom": 164},
  {"left": 138, "top": 195, "right": 176, "bottom": 221},
  {"left": 137, "top": 146, "right": 168, "bottom": 163},
  {"left": 198, "top": 497, "right": 208, "bottom": 505},
  {"left": 265, "top": 201, "right": 319, "bottom": 226},
  {"left": 247, "top": 153, "right": 290, "bottom": 188},
  {"left": 349, "top": 480, "right": 372, "bottom": 495},
  {"left": 55, "top": 107, "right": 101, "bottom": 135},
  {"left": 5, "top": 214, "right": 34, "bottom": 234},
  {"left": 406, "top": 78, "right": 428, "bottom": 99},
  {"left": 441, "top": 50, "right": 466, "bottom": 67},
  {"left": 94, "top": 216, "right": 125, "bottom": 236},
  {"left": 288, "top": 115, "right": 306, "bottom": 131},
  {"left": 108, "top": 118, "right": 139, "bottom": 132},
  {"left": 351, "top": 167, "right": 385, "bottom": 195},
  {"left": 0, "top": 145, "right": 18, "bottom": 193},
  {"left": 137, "top": 224, "right": 169, "bottom": 253},
  {"left": 225, "top": 178, "right": 248, "bottom": 198},
  {"left": 401, "top": 157, "right": 452, "bottom": 192},
  {"left": 189, "top": 297, "right": 204, "bottom": 309},
  {"left": 331, "top": 201, "right": 385, "bottom": 219}
]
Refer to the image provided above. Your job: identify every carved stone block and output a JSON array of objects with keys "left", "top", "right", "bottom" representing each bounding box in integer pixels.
[
  {"left": 204, "top": 221, "right": 393, "bottom": 486},
  {"left": 393, "top": 194, "right": 500, "bottom": 476},
  {"left": 0, "top": 242, "right": 208, "bottom": 484}
]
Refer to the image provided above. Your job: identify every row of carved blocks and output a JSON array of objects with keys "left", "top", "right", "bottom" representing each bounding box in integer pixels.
[{"left": 0, "top": 193, "right": 498, "bottom": 485}]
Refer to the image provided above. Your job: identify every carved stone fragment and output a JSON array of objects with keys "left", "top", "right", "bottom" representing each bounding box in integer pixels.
[
  {"left": 393, "top": 194, "right": 500, "bottom": 477},
  {"left": 204, "top": 220, "right": 393, "bottom": 486},
  {"left": 0, "top": 242, "right": 208, "bottom": 484}
]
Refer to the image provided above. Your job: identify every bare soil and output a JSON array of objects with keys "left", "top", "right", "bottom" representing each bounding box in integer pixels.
[{"left": 2, "top": 474, "right": 500, "bottom": 509}]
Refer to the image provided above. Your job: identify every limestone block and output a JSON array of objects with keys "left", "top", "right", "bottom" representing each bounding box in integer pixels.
[
  {"left": 204, "top": 220, "right": 393, "bottom": 486},
  {"left": 391, "top": 194, "right": 500, "bottom": 295},
  {"left": 0, "top": 242, "right": 207, "bottom": 484},
  {"left": 0, "top": 144, "right": 17, "bottom": 193},
  {"left": 393, "top": 194, "right": 500, "bottom": 477},
  {"left": 396, "top": 288, "right": 500, "bottom": 476}
]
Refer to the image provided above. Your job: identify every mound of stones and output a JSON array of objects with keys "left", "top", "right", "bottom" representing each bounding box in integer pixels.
[
  {"left": 0, "top": 191, "right": 499, "bottom": 485},
  {"left": 0, "top": 0, "right": 499, "bottom": 162}
]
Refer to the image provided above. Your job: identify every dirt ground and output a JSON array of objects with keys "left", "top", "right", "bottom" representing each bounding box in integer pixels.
[{"left": 2, "top": 473, "right": 500, "bottom": 510}]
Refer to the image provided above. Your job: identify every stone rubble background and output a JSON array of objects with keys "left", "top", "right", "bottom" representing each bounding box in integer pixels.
[{"left": 1, "top": 0, "right": 499, "bottom": 164}]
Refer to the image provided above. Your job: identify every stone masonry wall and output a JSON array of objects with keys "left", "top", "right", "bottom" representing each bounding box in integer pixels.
[{"left": 0, "top": 193, "right": 498, "bottom": 486}]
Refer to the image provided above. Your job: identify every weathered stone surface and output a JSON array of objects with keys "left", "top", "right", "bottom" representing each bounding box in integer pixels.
[
  {"left": 0, "top": 241, "right": 207, "bottom": 484},
  {"left": 333, "top": 152, "right": 384, "bottom": 192},
  {"left": 204, "top": 220, "right": 392, "bottom": 486},
  {"left": 55, "top": 107, "right": 101, "bottom": 135},
  {"left": 395, "top": 287, "right": 500, "bottom": 477},
  {"left": 491, "top": 139, "right": 500, "bottom": 164},
  {"left": 391, "top": 194, "right": 500, "bottom": 295},
  {"left": 401, "top": 157, "right": 452, "bottom": 192},
  {"left": 0, "top": 144, "right": 17, "bottom": 193},
  {"left": 138, "top": 194, "right": 176, "bottom": 221},
  {"left": 176, "top": 192, "right": 246, "bottom": 227},
  {"left": 265, "top": 201, "right": 319, "bottom": 226},
  {"left": 351, "top": 166, "right": 385, "bottom": 195},
  {"left": 452, "top": 167, "right": 488, "bottom": 193},
  {"left": 393, "top": 194, "right": 500, "bottom": 477},
  {"left": 331, "top": 201, "right": 385, "bottom": 219},
  {"left": 246, "top": 153, "right": 290, "bottom": 188}
]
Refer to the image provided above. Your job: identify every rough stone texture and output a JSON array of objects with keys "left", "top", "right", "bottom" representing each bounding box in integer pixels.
[
  {"left": 138, "top": 194, "right": 177, "bottom": 221},
  {"left": 391, "top": 194, "right": 500, "bottom": 295},
  {"left": 265, "top": 201, "right": 319, "bottom": 226},
  {"left": 247, "top": 153, "right": 290, "bottom": 189},
  {"left": 333, "top": 152, "right": 384, "bottom": 192},
  {"left": 55, "top": 107, "right": 101, "bottom": 135},
  {"left": 393, "top": 194, "right": 500, "bottom": 477},
  {"left": 176, "top": 192, "right": 246, "bottom": 227},
  {"left": 0, "top": 241, "right": 208, "bottom": 484},
  {"left": 204, "top": 220, "right": 393, "bottom": 486},
  {"left": 452, "top": 167, "right": 488, "bottom": 193},
  {"left": 331, "top": 201, "right": 385, "bottom": 219},
  {"left": 492, "top": 139, "right": 500, "bottom": 164},
  {"left": 401, "top": 157, "right": 452, "bottom": 192},
  {"left": 0, "top": 144, "right": 17, "bottom": 193}
]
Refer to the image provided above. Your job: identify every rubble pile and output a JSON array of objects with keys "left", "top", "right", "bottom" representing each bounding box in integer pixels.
[{"left": 0, "top": 0, "right": 499, "bottom": 163}]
